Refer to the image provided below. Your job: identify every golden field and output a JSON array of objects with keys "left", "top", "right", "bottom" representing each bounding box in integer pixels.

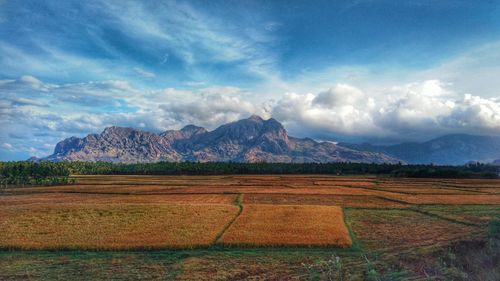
[
  {"left": 219, "top": 204, "right": 352, "bottom": 247},
  {"left": 1, "top": 175, "right": 499, "bottom": 251},
  {"left": 0, "top": 203, "right": 239, "bottom": 250}
]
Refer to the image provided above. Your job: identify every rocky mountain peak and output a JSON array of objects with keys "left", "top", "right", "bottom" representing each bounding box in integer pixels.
[
  {"left": 100, "top": 126, "right": 139, "bottom": 138},
  {"left": 45, "top": 116, "right": 402, "bottom": 164},
  {"left": 180, "top": 125, "right": 207, "bottom": 134},
  {"left": 248, "top": 114, "right": 264, "bottom": 122}
]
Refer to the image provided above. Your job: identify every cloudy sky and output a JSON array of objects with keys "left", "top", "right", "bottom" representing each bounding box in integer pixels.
[{"left": 1, "top": 0, "right": 500, "bottom": 160}]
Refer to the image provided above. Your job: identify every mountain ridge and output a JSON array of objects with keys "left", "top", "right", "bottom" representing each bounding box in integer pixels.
[
  {"left": 45, "top": 116, "right": 500, "bottom": 164},
  {"left": 339, "top": 134, "right": 500, "bottom": 165},
  {"left": 45, "top": 116, "right": 399, "bottom": 164}
]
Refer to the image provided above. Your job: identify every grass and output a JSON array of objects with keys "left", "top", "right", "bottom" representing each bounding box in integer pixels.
[
  {"left": 1, "top": 174, "right": 499, "bottom": 279},
  {"left": 373, "top": 186, "right": 484, "bottom": 195},
  {"left": 0, "top": 193, "right": 238, "bottom": 205},
  {"left": 345, "top": 208, "right": 483, "bottom": 251},
  {"left": 0, "top": 203, "right": 239, "bottom": 250},
  {"left": 384, "top": 194, "right": 500, "bottom": 204},
  {"left": 242, "top": 193, "right": 409, "bottom": 208},
  {"left": 417, "top": 205, "right": 500, "bottom": 226},
  {"left": 219, "top": 204, "right": 352, "bottom": 247}
]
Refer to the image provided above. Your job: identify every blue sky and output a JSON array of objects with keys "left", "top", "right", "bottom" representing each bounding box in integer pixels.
[{"left": 1, "top": 0, "right": 500, "bottom": 160}]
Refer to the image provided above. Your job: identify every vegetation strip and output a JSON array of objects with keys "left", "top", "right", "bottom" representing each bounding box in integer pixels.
[
  {"left": 214, "top": 194, "right": 244, "bottom": 245},
  {"left": 410, "top": 207, "right": 483, "bottom": 227}
]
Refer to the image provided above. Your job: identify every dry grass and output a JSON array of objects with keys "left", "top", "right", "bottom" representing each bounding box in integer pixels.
[
  {"left": 12, "top": 185, "right": 378, "bottom": 196},
  {"left": 314, "top": 181, "right": 377, "bottom": 187},
  {"left": 383, "top": 194, "right": 500, "bottom": 205},
  {"left": 418, "top": 205, "right": 500, "bottom": 226},
  {"left": 472, "top": 188, "right": 500, "bottom": 194},
  {"left": 242, "top": 194, "right": 408, "bottom": 208},
  {"left": 0, "top": 203, "right": 239, "bottom": 250},
  {"left": 219, "top": 204, "right": 352, "bottom": 247},
  {"left": 346, "top": 209, "right": 482, "bottom": 251},
  {"left": 0, "top": 193, "right": 237, "bottom": 205},
  {"left": 373, "top": 186, "right": 483, "bottom": 195},
  {"left": 2, "top": 175, "right": 498, "bottom": 251}
]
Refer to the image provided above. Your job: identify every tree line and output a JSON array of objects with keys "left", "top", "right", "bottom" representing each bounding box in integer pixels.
[
  {"left": 2, "top": 161, "right": 498, "bottom": 188},
  {"left": 0, "top": 161, "right": 72, "bottom": 188}
]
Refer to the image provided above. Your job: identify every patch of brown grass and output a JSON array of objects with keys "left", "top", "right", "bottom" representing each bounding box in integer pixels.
[
  {"left": 418, "top": 205, "right": 500, "bottom": 225},
  {"left": 373, "top": 186, "right": 482, "bottom": 195},
  {"left": 242, "top": 194, "right": 408, "bottom": 208},
  {"left": 219, "top": 204, "right": 352, "bottom": 247},
  {"left": 0, "top": 203, "right": 239, "bottom": 250},
  {"left": 0, "top": 193, "right": 237, "bottom": 205},
  {"left": 346, "top": 209, "right": 482, "bottom": 251},
  {"left": 383, "top": 194, "right": 500, "bottom": 205},
  {"left": 314, "top": 181, "right": 376, "bottom": 187}
]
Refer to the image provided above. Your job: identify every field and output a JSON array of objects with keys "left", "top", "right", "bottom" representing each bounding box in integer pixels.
[
  {"left": 1, "top": 175, "right": 500, "bottom": 280},
  {"left": 0, "top": 203, "right": 239, "bottom": 250},
  {"left": 220, "top": 205, "right": 352, "bottom": 247}
]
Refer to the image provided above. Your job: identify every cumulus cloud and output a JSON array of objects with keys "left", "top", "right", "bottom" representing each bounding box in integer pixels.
[
  {"left": 313, "top": 84, "right": 368, "bottom": 107},
  {"left": 0, "top": 75, "right": 267, "bottom": 158},
  {"left": 159, "top": 93, "right": 270, "bottom": 128},
  {"left": 1, "top": 74, "right": 500, "bottom": 159},
  {"left": 273, "top": 80, "right": 500, "bottom": 141}
]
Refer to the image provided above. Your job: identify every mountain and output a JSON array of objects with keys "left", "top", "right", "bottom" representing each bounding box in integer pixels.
[
  {"left": 45, "top": 115, "right": 399, "bottom": 164},
  {"left": 339, "top": 134, "right": 500, "bottom": 165}
]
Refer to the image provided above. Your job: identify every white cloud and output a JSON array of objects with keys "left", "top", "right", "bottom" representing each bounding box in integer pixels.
[
  {"left": 415, "top": 42, "right": 500, "bottom": 99},
  {"left": 198, "top": 86, "right": 243, "bottom": 95},
  {"left": 133, "top": 67, "right": 156, "bottom": 79},
  {"left": 98, "top": 1, "right": 278, "bottom": 78},
  {"left": 273, "top": 80, "right": 500, "bottom": 141},
  {"left": 159, "top": 93, "right": 269, "bottom": 128},
  {"left": 2, "top": 74, "right": 500, "bottom": 159},
  {"left": 313, "top": 84, "right": 369, "bottom": 107},
  {"left": 1, "top": 143, "right": 13, "bottom": 150}
]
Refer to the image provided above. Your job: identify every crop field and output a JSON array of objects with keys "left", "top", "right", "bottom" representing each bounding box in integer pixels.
[
  {"left": 1, "top": 175, "right": 499, "bottom": 280},
  {"left": 0, "top": 203, "right": 239, "bottom": 250},
  {"left": 345, "top": 208, "right": 482, "bottom": 251},
  {"left": 242, "top": 193, "right": 408, "bottom": 208},
  {"left": 0, "top": 193, "right": 238, "bottom": 205},
  {"left": 219, "top": 204, "right": 352, "bottom": 247}
]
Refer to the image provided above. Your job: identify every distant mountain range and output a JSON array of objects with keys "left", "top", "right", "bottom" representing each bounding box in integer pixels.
[
  {"left": 45, "top": 115, "right": 398, "bottom": 164},
  {"left": 44, "top": 115, "right": 500, "bottom": 165},
  {"left": 339, "top": 134, "right": 500, "bottom": 165}
]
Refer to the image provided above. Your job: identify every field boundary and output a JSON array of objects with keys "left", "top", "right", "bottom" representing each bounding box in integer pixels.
[
  {"left": 214, "top": 194, "right": 244, "bottom": 244},
  {"left": 409, "top": 207, "right": 482, "bottom": 227},
  {"left": 342, "top": 208, "right": 362, "bottom": 251}
]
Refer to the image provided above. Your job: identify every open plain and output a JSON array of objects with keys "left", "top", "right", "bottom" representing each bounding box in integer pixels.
[{"left": 1, "top": 175, "right": 499, "bottom": 280}]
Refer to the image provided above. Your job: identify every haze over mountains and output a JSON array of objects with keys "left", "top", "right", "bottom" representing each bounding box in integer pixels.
[
  {"left": 45, "top": 115, "right": 500, "bottom": 165},
  {"left": 339, "top": 134, "right": 500, "bottom": 165}
]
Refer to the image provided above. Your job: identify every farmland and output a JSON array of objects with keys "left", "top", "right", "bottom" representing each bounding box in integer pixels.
[
  {"left": 220, "top": 205, "right": 352, "bottom": 247},
  {"left": 1, "top": 175, "right": 499, "bottom": 280}
]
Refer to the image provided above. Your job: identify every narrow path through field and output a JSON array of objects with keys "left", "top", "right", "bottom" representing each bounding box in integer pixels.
[{"left": 214, "top": 193, "right": 244, "bottom": 244}]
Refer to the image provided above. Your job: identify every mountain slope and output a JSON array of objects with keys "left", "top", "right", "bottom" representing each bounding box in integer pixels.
[
  {"left": 339, "top": 134, "right": 500, "bottom": 165},
  {"left": 46, "top": 115, "right": 400, "bottom": 164},
  {"left": 47, "top": 126, "right": 182, "bottom": 162}
]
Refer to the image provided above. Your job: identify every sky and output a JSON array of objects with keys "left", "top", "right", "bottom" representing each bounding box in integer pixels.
[{"left": 1, "top": 0, "right": 500, "bottom": 160}]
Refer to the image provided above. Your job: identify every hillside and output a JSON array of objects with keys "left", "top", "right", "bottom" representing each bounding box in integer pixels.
[
  {"left": 339, "top": 134, "right": 500, "bottom": 165},
  {"left": 45, "top": 115, "right": 399, "bottom": 164}
]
